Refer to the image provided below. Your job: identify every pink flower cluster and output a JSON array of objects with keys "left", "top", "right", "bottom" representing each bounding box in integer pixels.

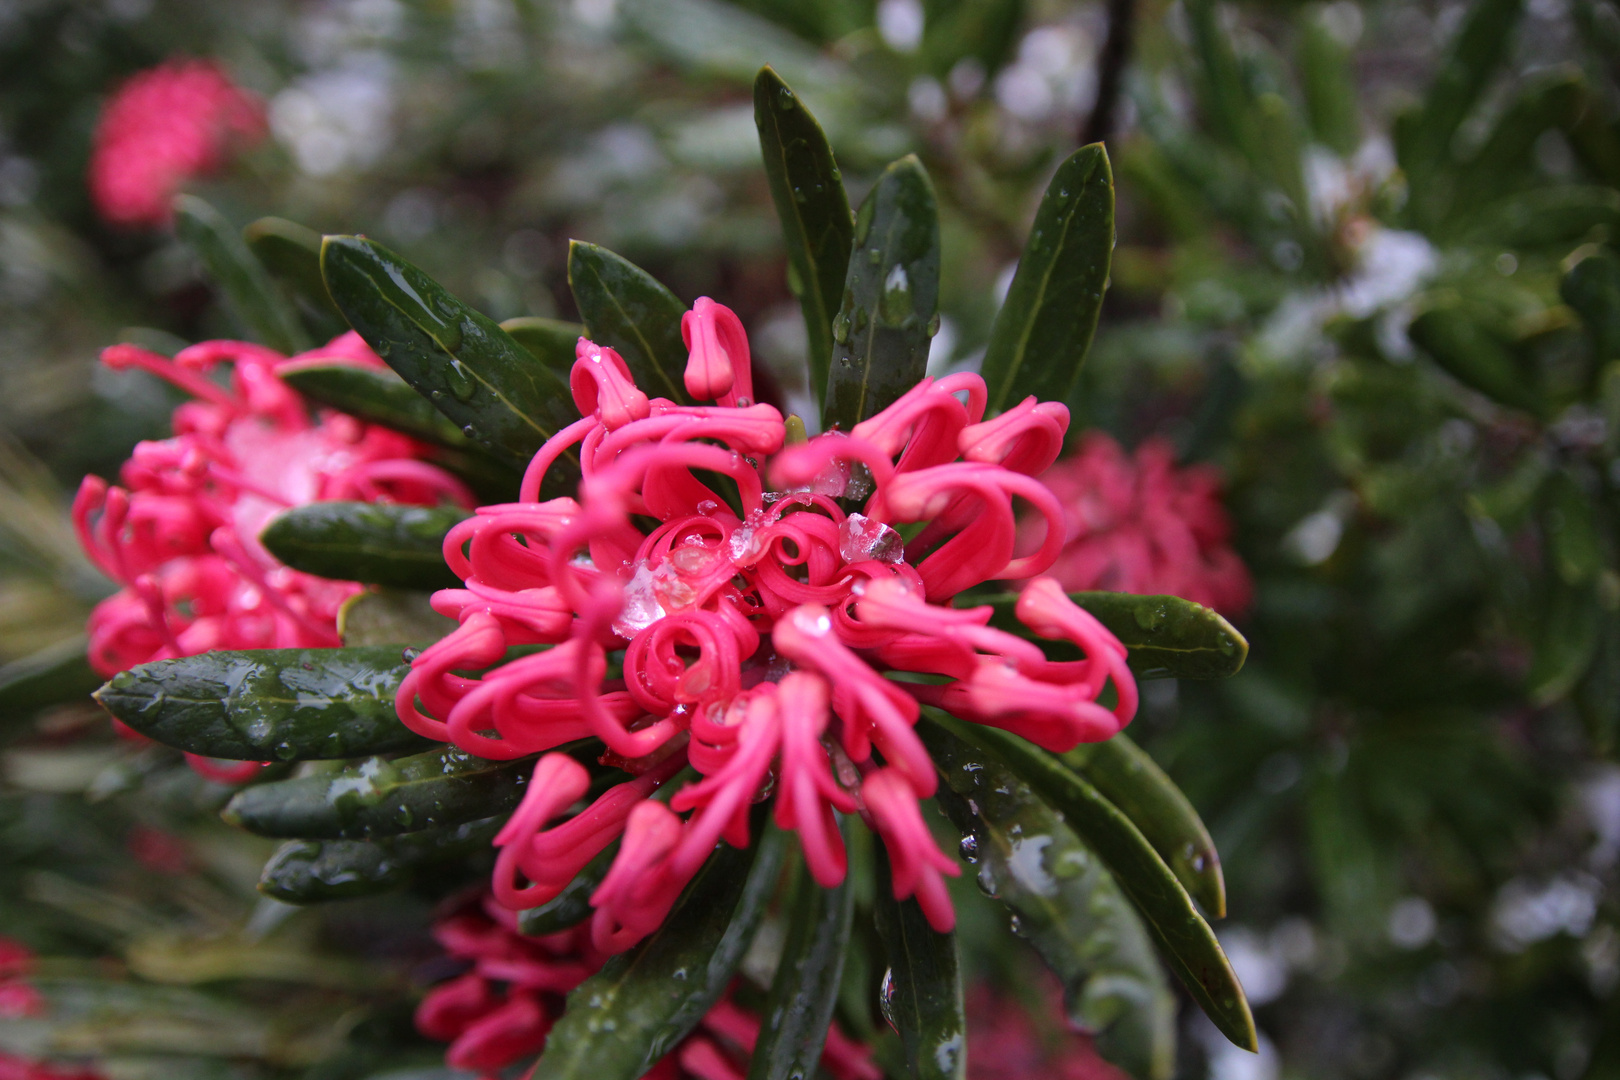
[
  {"left": 0, "top": 938, "right": 42, "bottom": 1021},
  {"left": 398, "top": 298, "right": 1138, "bottom": 948},
  {"left": 966, "top": 975, "right": 1128, "bottom": 1080},
  {"left": 417, "top": 892, "right": 878, "bottom": 1080},
  {"left": 75, "top": 333, "right": 472, "bottom": 781},
  {"left": 1035, "top": 433, "right": 1251, "bottom": 616},
  {"left": 88, "top": 59, "right": 266, "bottom": 228}
]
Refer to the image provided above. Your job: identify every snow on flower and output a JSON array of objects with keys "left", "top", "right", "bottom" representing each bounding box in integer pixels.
[
  {"left": 398, "top": 298, "right": 1138, "bottom": 949},
  {"left": 74, "top": 332, "right": 473, "bottom": 782},
  {"left": 1033, "top": 432, "right": 1252, "bottom": 616},
  {"left": 88, "top": 59, "right": 267, "bottom": 228},
  {"left": 416, "top": 892, "right": 880, "bottom": 1080}
]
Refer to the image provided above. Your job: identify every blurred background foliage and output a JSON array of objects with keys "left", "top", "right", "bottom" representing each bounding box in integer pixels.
[{"left": 1, "top": 0, "right": 1619, "bottom": 1077}]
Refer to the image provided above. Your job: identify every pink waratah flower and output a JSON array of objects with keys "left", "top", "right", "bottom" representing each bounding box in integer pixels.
[
  {"left": 416, "top": 892, "right": 880, "bottom": 1080},
  {"left": 1031, "top": 432, "right": 1252, "bottom": 616},
  {"left": 0, "top": 938, "right": 43, "bottom": 1021},
  {"left": 397, "top": 298, "right": 1138, "bottom": 949},
  {"left": 0, "top": 1054, "right": 103, "bottom": 1080},
  {"left": 966, "top": 974, "right": 1129, "bottom": 1080},
  {"left": 88, "top": 59, "right": 266, "bottom": 228},
  {"left": 75, "top": 332, "right": 473, "bottom": 782}
]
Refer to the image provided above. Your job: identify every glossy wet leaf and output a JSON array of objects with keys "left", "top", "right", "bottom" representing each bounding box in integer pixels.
[
  {"left": 1298, "top": 7, "right": 1361, "bottom": 156},
  {"left": 873, "top": 846, "right": 965, "bottom": 1080},
  {"left": 0, "top": 636, "right": 101, "bottom": 724},
  {"left": 321, "top": 235, "right": 580, "bottom": 481},
  {"left": 339, "top": 589, "right": 457, "bottom": 647},
  {"left": 518, "top": 843, "right": 619, "bottom": 937},
  {"left": 925, "top": 725, "right": 1175, "bottom": 1079},
  {"left": 222, "top": 745, "right": 537, "bottom": 840},
  {"left": 531, "top": 821, "right": 789, "bottom": 1080},
  {"left": 824, "top": 154, "right": 940, "bottom": 432},
  {"left": 921, "top": 711, "right": 1257, "bottom": 1052},
  {"left": 973, "top": 590, "right": 1247, "bottom": 680},
  {"left": 278, "top": 362, "right": 473, "bottom": 448},
  {"left": 94, "top": 646, "right": 432, "bottom": 762},
  {"left": 501, "top": 315, "right": 585, "bottom": 374},
  {"left": 1067, "top": 734, "right": 1225, "bottom": 918},
  {"left": 260, "top": 502, "right": 469, "bottom": 591},
  {"left": 174, "top": 195, "right": 308, "bottom": 355},
  {"left": 981, "top": 144, "right": 1114, "bottom": 415},
  {"left": 749, "top": 824, "right": 856, "bottom": 1080},
  {"left": 1408, "top": 304, "right": 1542, "bottom": 414},
  {"left": 242, "top": 216, "right": 347, "bottom": 330},
  {"left": 567, "top": 241, "right": 689, "bottom": 404},
  {"left": 754, "top": 66, "right": 854, "bottom": 411},
  {"left": 258, "top": 816, "right": 501, "bottom": 904}
]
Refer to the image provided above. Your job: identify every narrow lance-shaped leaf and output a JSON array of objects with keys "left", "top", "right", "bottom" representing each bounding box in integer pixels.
[
  {"left": 259, "top": 816, "right": 502, "bottom": 904},
  {"left": 921, "top": 711, "right": 1257, "bottom": 1052},
  {"left": 279, "top": 362, "right": 475, "bottom": 448},
  {"left": 873, "top": 845, "right": 966, "bottom": 1080},
  {"left": 824, "top": 154, "right": 940, "bottom": 432},
  {"left": 260, "top": 502, "right": 470, "bottom": 591},
  {"left": 980, "top": 145, "right": 1114, "bottom": 415},
  {"left": 222, "top": 745, "right": 539, "bottom": 840},
  {"left": 753, "top": 66, "right": 854, "bottom": 411},
  {"left": 973, "top": 589, "right": 1248, "bottom": 680},
  {"left": 94, "top": 646, "right": 433, "bottom": 762},
  {"left": 173, "top": 195, "right": 308, "bottom": 355},
  {"left": 749, "top": 824, "right": 856, "bottom": 1080},
  {"left": 321, "top": 236, "right": 580, "bottom": 485},
  {"left": 568, "top": 241, "right": 690, "bottom": 404},
  {"left": 501, "top": 315, "right": 587, "bottom": 375},
  {"left": 242, "top": 216, "right": 348, "bottom": 331},
  {"left": 1066, "top": 733, "right": 1225, "bottom": 918},
  {"left": 1408, "top": 303, "right": 1543, "bottom": 415},
  {"left": 1529, "top": 576, "right": 1603, "bottom": 705},
  {"left": 531, "top": 820, "right": 790, "bottom": 1080},
  {"left": 1544, "top": 469, "right": 1605, "bottom": 586},
  {"left": 0, "top": 636, "right": 102, "bottom": 724},
  {"left": 924, "top": 724, "right": 1176, "bottom": 1080}
]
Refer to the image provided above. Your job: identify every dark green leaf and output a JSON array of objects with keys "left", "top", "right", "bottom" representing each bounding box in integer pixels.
[
  {"left": 753, "top": 66, "right": 854, "bottom": 411},
  {"left": 1067, "top": 733, "right": 1225, "bottom": 917},
  {"left": 222, "top": 745, "right": 535, "bottom": 840},
  {"left": 567, "top": 241, "right": 690, "bottom": 404},
  {"left": 1543, "top": 470, "right": 1606, "bottom": 585},
  {"left": 1396, "top": 0, "right": 1524, "bottom": 222},
  {"left": 1408, "top": 303, "right": 1543, "bottom": 414},
  {"left": 278, "top": 362, "right": 473, "bottom": 448},
  {"left": 1184, "top": 0, "right": 1257, "bottom": 153},
  {"left": 971, "top": 590, "right": 1248, "bottom": 680},
  {"left": 501, "top": 316, "right": 586, "bottom": 374},
  {"left": 258, "top": 816, "right": 502, "bottom": 903},
  {"left": 242, "top": 216, "right": 347, "bottom": 331},
  {"left": 824, "top": 154, "right": 940, "bottom": 432},
  {"left": 532, "top": 820, "right": 789, "bottom": 1080},
  {"left": 981, "top": 145, "right": 1114, "bottom": 414},
  {"left": 1530, "top": 575, "right": 1604, "bottom": 705},
  {"left": 1562, "top": 247, "right": 1620, "bottom": 363},
  {"left": 873, "top": 845, "right": 965, "bottom": 1080},
  {"left": 749, "top": 826, "right": 856, "bottom": 1080},
  {"left": 321, "top": 236, "right": 580, "bottom": 482},
  {"left": 1464, "top": 185, "right": 1620, "bottom": 249},
  {"left": 925, "top": 725, "right": 1175, "bottom": 1080},
  {"left": 0, "top": 636, "right": 101, "bottom": 724},
  {"left": 1298, "top": 8, "right": 1361, "bottom": 156},
  {"left": 339, "top": 589, "right": 458, "bottom": 647},
  {"left": 94, "top": 646, "right": 432, "bottom": 762},
  {"left": 260, "top": 502, "right": 470, "bottom": 591},
  {"left": 173, "top": 195, "right": 308, "bottom": 354},
  {"left": 517, "top": 843, "right": 619, "bottom": 936},
  {"left": 921, "top": 711, "right": 1257, "bottom": 1052}
]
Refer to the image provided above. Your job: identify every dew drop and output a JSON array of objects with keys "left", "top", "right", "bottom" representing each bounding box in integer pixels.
[
  {"left": 878, "top": 264, "right": 912, "bottom": 327},
  {"left": 832, "top": 312, "right": 852, "bottom": 344},
  {"left": 878, "top": 967, "right": 898, "bottom": 1032},
  {"left": 959, "top": 834, "right": 979, "bottom": 863},
  {"left": 401, "top": 647, "right": 421, "bottom": 663},
  {"left": 445, "top": 360, "right": 477, "bottom": 402}
]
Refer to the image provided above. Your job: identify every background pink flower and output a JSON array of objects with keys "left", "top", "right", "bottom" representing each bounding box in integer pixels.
[
  {"left": 88, "top": 59, "right": 265, "bottom": 228},
  {"left": 1033, "top": 432, "right": 1252, "bottom": 617}
]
